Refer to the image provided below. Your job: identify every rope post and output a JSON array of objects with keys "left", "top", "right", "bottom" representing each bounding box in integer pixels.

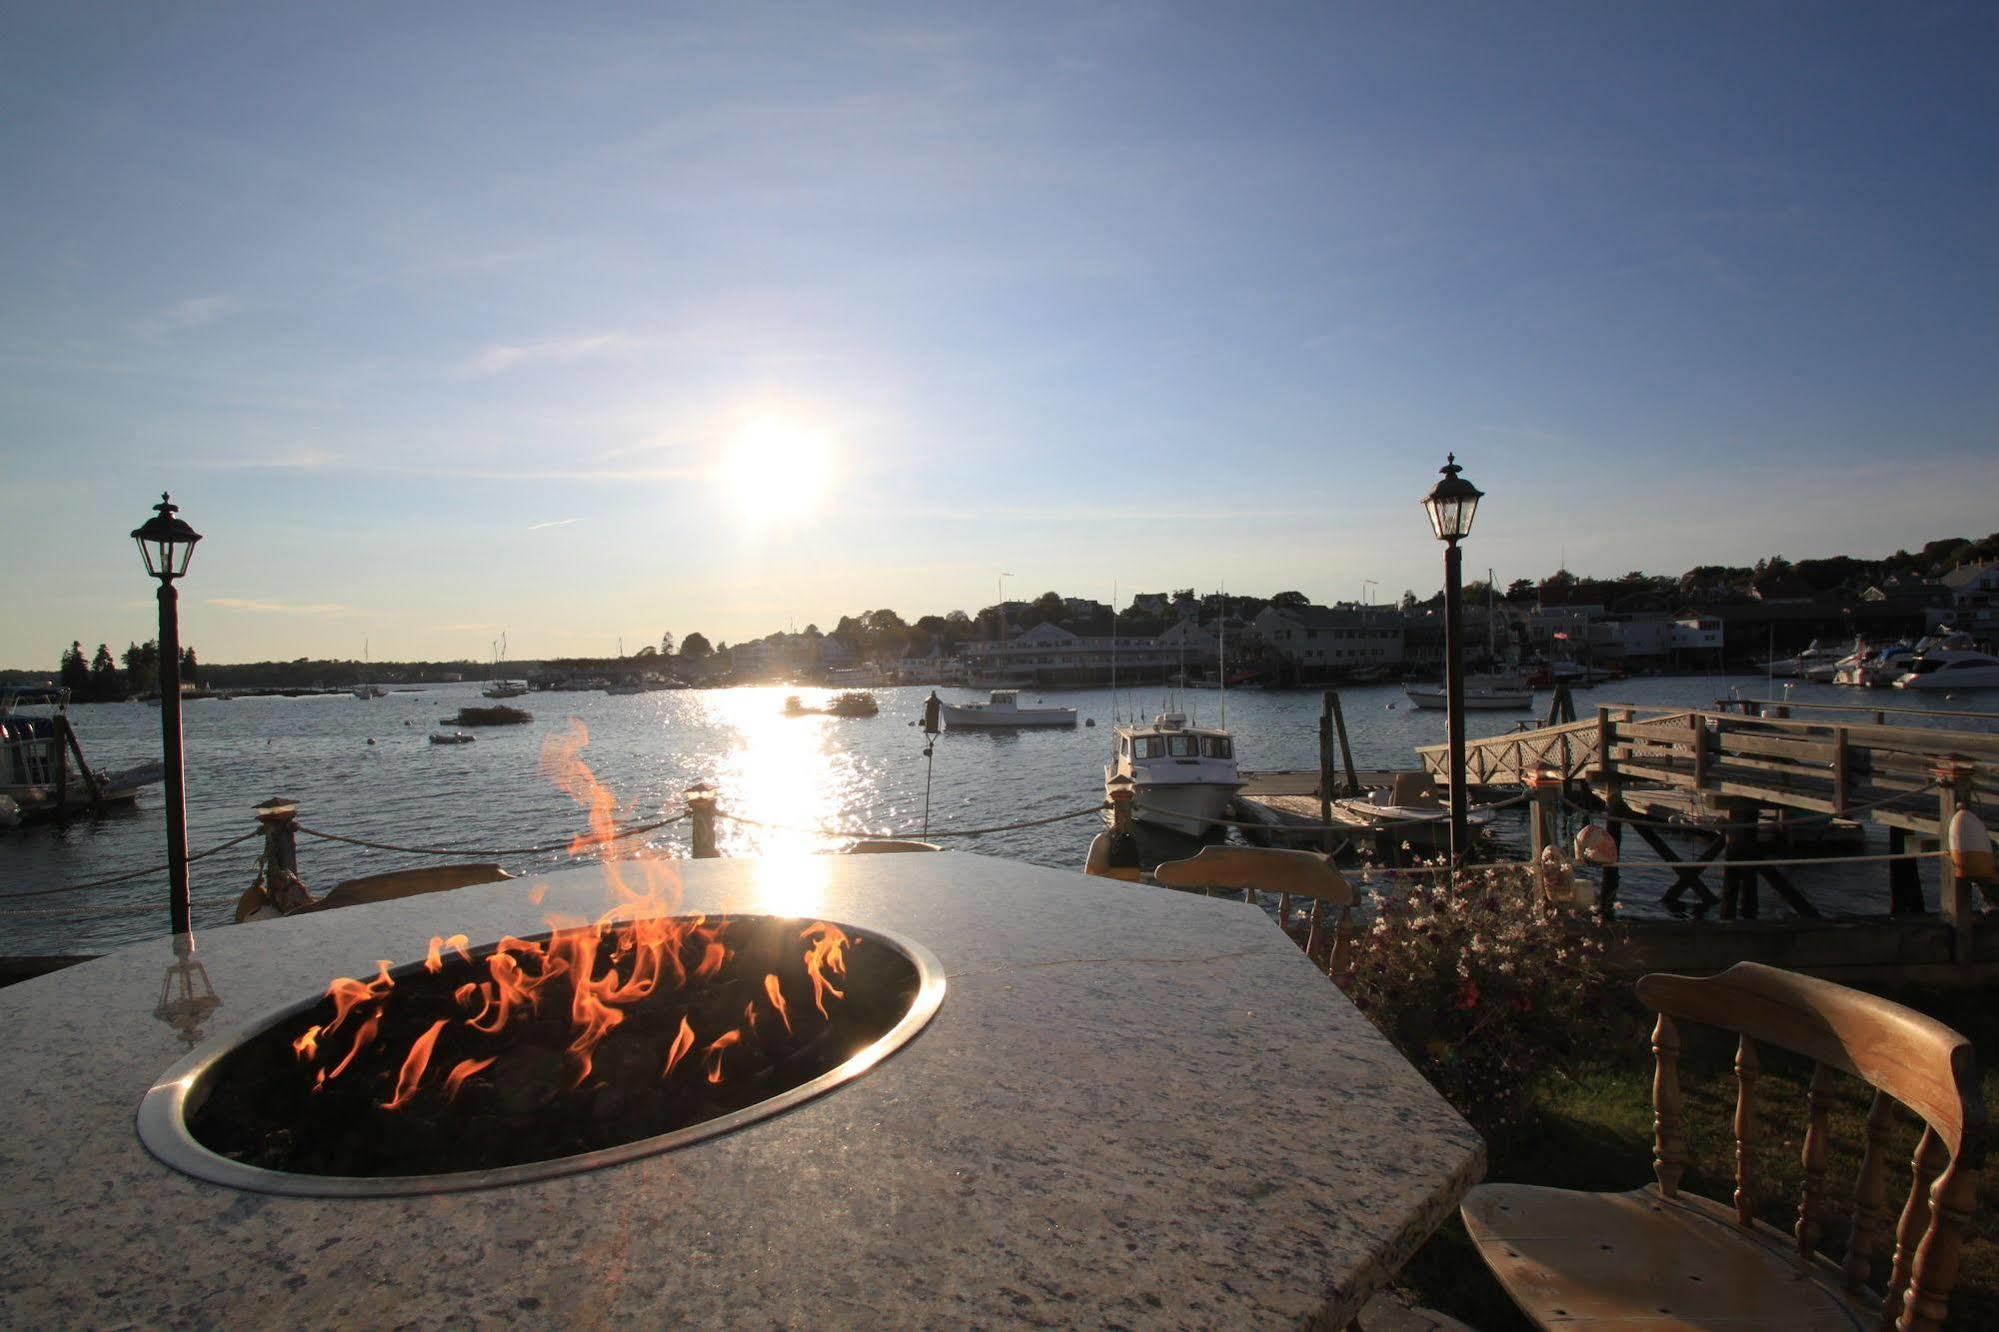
[
  {"left": 1089, "top": 775, "right": 1143, "bottom": 882},
  {"left": 1527, "top": 767, "right": 1559, "bottom": 865},
  {"left": 254, "top": 797, "right": 299, "bottom": 880},
  {"left": 1936, "top": 760, "right": 1974, "bottom": 965},
  {"left": 685, "top": 783, "right": 719, "bottom": 859}
]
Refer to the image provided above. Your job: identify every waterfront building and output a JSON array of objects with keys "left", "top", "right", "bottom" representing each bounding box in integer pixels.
[{"left": 1247, "top": 605, "right": 1405, "bottom": 682}]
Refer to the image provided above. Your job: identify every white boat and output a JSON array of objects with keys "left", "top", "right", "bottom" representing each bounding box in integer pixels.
[
  {"left": 1, "top": 700, "right": 163, "bottom": 820},
  {"left": 1404, "top": 674, "right": 1534, "bottom": 710},
  {"left": 1756, "top": 640, "right": 1849, "bottom": 679},
  {"left": 939, "top": 690, "right": 1077, "bottom": 729},
  {"left": 1893, "top": 649, "right": 1999, "bottom": 690},
  {"left": 1106, "top": 712, "right": 1242, "bottom": 836},
  {"left": 483, "top": 680, "right": 530, "bottom": 699},
  {"left": 1331, "top": 775, "right": 1498, "bottom": 849},
  {"left": 429, "top": 731, "right": 476, "bottom": 744},
  {"left": 352, "top": 684, "right": 387, "bottom": 700}
]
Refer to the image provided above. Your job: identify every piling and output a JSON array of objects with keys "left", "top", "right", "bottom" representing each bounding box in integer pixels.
[{"left": 686, "top": 783, "right": 719, "bottom": 859}]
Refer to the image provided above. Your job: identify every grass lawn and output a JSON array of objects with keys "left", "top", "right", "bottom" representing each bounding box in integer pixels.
[{"left": 1394, "top": 982, "right": 1999, "bottom": 1330}]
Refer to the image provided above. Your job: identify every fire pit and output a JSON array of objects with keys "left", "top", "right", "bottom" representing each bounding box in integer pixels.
[{"left": 138, "top": 913, "right": 943, "bottom": 1197}]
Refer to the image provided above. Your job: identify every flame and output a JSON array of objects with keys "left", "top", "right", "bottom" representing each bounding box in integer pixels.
[
  {"left": 764, "top": 974, "right": 791, "bottom": 1033},
  {"left": 315, "top": 1010, "right": 381, "bottom": 1088},
  {"left": 425, "top": 934, "right": 471, "bottom": 974},
  {"left": 381, "top": 1019, "right": 449, "bottom": 1109},
  {"left": 801, "top": 921, "right": 849, "bottom": 1018},
  {"left": 703, "top": 1029, "right": 741, "bottom": 1084},
  {"left": 662, "top": 1016, "right": 696, "bottom": 1077},
  {"left": 443, "top": 1056, "right": 497, "bottom": 1102},
  {"left": 285, "top": 729, "right": 865, "bottom": 1125}
]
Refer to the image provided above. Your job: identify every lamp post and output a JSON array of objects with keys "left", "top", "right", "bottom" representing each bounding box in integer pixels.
[
  {"left": 1420, "top": 455, "right": 1482, "bottom": 877},
  {"left": 132, "top": 493, "right": 202, "bottom": 935}
]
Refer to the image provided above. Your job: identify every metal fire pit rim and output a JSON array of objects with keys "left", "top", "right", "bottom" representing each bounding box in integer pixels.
[{"left": 135, "top": 913, "right": 946, "bottom": 1198}]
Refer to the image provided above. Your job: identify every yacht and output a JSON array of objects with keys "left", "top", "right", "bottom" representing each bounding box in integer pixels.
[
  {"left": 939, "top": 689, "right": 1077, "bottom": 729},
  {"left": 1106, "top": 712, "right": 1242, "bottom": 836},
  {"left": 1893, "top": 649, "right": 1999, "bottom": 690},
  {"left": 352, "top": 684, "right": 387, "bottom": 700},
  {"left": 483, "top": 680, "right": 530, "bottom": 699},
  {"left": 1756, "top": 640, "right": 1849, "bottom": 679}
]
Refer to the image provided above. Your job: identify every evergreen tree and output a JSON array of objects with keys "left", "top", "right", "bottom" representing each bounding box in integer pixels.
[
  {"left": 59, "top": 641, "right": 88, "bottom": 694},
  {"left": 179, "top": 646, "right": 199, "bottom": 685},
  {"left": 88, "top": 643, "right": 121, "bottom": 700}
]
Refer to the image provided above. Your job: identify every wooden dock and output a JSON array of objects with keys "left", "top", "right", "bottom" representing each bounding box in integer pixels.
[{"left": 1413, "top": 699, "right": 1999, "bottom": 965}]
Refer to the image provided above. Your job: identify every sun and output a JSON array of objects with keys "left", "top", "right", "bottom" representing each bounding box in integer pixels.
[{"left": 718, "top": 415, "right": 834, "bottom": 524}]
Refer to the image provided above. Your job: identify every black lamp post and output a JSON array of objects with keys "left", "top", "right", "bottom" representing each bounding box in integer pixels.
[
  {"left": 132, "top": 493, "right": 202, "bottom": 935},
  {"left": 1420, "top": 455, "right": 1482, "bottom": 876}
]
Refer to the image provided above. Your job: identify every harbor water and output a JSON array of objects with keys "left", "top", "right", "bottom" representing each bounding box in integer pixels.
[{"left": 5, "top": 676, "right": 1993, "bottom": 955}]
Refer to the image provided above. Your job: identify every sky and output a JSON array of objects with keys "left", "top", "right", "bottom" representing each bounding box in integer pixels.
[{"left": 2, "top": 2, "right": 1994, "bottom": 667}]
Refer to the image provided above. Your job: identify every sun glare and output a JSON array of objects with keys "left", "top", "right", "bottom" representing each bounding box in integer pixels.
[{"left": 719, "top": 415, "right": 834, "bottom": 524}]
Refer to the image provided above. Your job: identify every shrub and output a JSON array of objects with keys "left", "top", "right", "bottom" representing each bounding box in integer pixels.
[{"left": 1344, "top": 862, "right": 1611, "bottom": 1135}]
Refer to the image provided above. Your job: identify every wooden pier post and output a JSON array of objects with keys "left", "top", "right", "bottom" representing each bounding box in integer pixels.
[
  {"left": 255, "top": 797, "right": 300, "bottom": 880},
  {"left": 1936, "top": 761, "right": 1974, "bottom": 964},
  {"left": 1317, "top": 696, "right": 1335, "bottom": 854},
  {"left": 1596, "top": 706, "right": 1623, "bottom": 918},
  {"left": 1888, "top": 826, "right": 1924, "bottom": 914},
  {"left": 1527, "top": 768, "right": 1559, "bottom": 867},
  {"left": 686, "top": 782, "right": 719, "bottom": 859},
  {"left": 1329, "top": 692, "right": 1359, "bottom": 797},
  {"left": 1719, "top": 798, "right": 1759, "bottom": 920}
]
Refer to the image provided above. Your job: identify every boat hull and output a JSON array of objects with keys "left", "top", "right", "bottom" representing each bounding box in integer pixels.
[
  {"left": 1404, "top": 688, "right": 1534, "bottom": 710},
  {"left": 1124, "top": 778, "right": 1241, "bottom": 837},
  {"left": 940, "top": 705, "right": 1076, "bottom": 728}
]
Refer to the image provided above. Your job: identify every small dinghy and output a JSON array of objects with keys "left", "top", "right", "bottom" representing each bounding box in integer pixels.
[{"left": 429, "top": 731, "right": 476, "bottom": 745}]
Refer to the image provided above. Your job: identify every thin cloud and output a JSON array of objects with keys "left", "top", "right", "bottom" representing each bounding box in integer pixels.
[
  {"left": 134, "top": 295, "right": 240, "bottom": 340},
  {"left": 206, "top": 597, "right": 348, "bottom": 616},
  {"left": 435, "top": 622, "right": 505, "bottom": 632},
  {"left": 527, "top": 517, "right": 578, "bottom": 530},
  {"left": 190, "top": 448, "right": 341, "bottom": 471},
  {"left": 459, "top": 333, "right": 628, "bottom": 377}
]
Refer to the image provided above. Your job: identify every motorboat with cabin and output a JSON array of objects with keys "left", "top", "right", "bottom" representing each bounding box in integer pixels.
[
  {"left": 1894, "top": 647, "right": 1999, "bottom": 690},
  {"left": 1105, "top": 712, "right": 1243, "bottom": 836},
  {"left": 939, "top": 689, "right": 1076, "bottom": 729},
  {"left": 1756, "top": 639, "right": 1850, "bottom": 679},
  {"left": 0, "top": 695, "right": 162, "bottom": 823},
  {"left": 483, "top": 680, "right": 530, "bottom": 699}
]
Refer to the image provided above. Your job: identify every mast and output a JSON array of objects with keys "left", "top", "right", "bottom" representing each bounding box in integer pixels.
[
  {"left": 1110, "top": 579, "right": 1119, "bottom": 726},
  {"left": 1218, "top": 584, "right": 1227, "bottom": 731}
]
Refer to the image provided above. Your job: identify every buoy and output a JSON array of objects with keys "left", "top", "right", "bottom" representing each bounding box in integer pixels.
[
  {"left": 1085, "top": 718, "right": 1096, "bottom": 727},
  {"left": 1949, "top": 807, "right": 1996, "bottom": 883},
  {"left": 1537, "top": 845, "right": 1577, "bottom": 905},
  {"left": 366, "top": 738, "right": 376, "bottom": 746},
  {"left": 1574, "top": 823, "right": 1617, "bottom": 866}
]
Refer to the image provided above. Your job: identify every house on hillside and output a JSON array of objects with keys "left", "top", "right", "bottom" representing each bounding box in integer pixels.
[{"left": 1936, "top": 561, "right": 1999, "bottom": 637}]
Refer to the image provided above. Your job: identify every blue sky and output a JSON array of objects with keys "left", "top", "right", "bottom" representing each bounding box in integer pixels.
[{"left": 3, "top": 3, "right": 1994, "bottom": 666}]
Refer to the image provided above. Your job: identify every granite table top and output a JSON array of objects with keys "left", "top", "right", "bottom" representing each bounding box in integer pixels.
[{"left": 0, "top": 852, "right": 1484, "bottom": 1328}]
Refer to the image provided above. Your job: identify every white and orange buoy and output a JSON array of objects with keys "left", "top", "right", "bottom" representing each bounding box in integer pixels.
[
  {"left": 1573, "top": 822, "right": 1618, "bottom": 867},
  {"left": 1948, "top": 807, "right": 1995, "bottom": 884}
]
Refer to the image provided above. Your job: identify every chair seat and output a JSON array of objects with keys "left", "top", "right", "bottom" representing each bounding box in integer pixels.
[{"left": 1460, "top": 1183, "right": 1875, "bottom": 1329}]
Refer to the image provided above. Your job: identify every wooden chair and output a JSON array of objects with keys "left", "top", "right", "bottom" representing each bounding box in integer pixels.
[
  {"left": 1152, "top": 845, "right": 1357, "bottom": 979},
  {"left": 1461, "top": 961, "right": 1986, "bottom": 1330}
]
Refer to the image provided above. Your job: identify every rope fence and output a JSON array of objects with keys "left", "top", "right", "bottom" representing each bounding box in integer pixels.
[{"left": 294, "top": 813, "right": 686, "bottom": 859}]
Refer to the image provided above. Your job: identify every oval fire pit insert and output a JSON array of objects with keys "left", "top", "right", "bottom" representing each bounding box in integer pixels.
[{"left": 138, "top": 914, "right": 944, "bottom": 1197}]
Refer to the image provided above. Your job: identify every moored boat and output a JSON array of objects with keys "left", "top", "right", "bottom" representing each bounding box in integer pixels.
[
  {"left": 939, "top": 690, "right": 1076, "bottom": 729},
  {"left": 1105, "top": 712, "right": 1242, "bottom": 836},
  {"left": 1404, "top": 674, "right": 1534, "bottom": 710},
  {"left": 1894, "top": 648, "right": 1999, "bottom": 690}
]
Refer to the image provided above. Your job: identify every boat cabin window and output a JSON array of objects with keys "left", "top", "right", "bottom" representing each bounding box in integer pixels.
[
  {"left": 1134, "top": 736, "right": 1165, "bottom": 759},
  {"left": 1119, "top": 736, "right": 1130, "bottom": 757},
  {"left": 1167, "top": 735, "right": 1196, "bottom": 757},
  {"left": 1199, "top": 736, "right": 1233, "bottom": 759}
]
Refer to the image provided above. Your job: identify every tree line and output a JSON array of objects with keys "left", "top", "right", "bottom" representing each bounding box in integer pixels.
[{"left": 58, "top": 640, "right": 199, "bottom": 700}]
